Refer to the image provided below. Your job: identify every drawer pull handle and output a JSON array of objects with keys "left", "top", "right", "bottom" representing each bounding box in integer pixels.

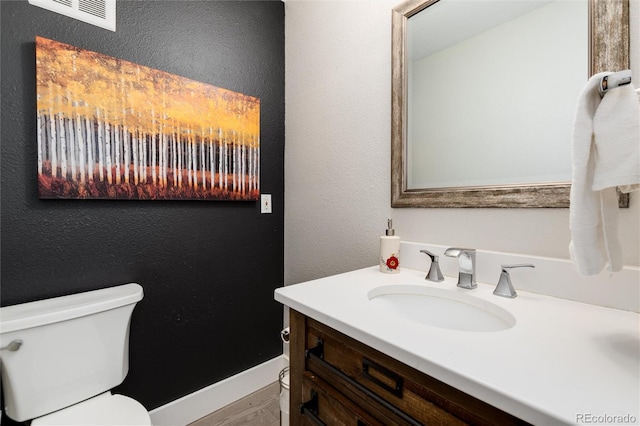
[
  {"left": 362, "top": 357, "right": 403, "bottom": 398},
  {"left": 305, "top": 338, "right": 324, "bottom": 360},
  {"left": 300, "top": 390, "right": 326, "bottom": 426}
]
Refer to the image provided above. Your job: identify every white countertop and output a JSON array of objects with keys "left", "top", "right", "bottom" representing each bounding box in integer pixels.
[{"left": 275, "top": 266, "right": 640, "bottom": 425}]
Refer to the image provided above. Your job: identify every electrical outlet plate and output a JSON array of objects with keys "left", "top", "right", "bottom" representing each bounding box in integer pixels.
[{"left": 261, "top": 194, "right": 272, "bottom": 214}]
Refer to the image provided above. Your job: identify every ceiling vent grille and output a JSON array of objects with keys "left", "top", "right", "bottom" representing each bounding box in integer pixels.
[{"left": 29, "top": 0, "right": 115, "bottom": 32}]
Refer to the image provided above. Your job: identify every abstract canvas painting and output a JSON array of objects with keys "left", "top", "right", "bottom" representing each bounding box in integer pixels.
[{"left": 36, "top": 36, "right": 260, "bottom": 200}]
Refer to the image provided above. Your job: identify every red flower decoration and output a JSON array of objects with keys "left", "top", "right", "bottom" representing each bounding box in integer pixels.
[{"left": 386, "top": 255, "right": 399, "bottom": 270}]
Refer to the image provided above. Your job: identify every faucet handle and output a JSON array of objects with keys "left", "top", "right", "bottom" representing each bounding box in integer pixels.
[
  {"left": 420, "top": 250, "right": 444, "bottom": 282},
  {"left": 493, "top": 264, "right": 535, "bottom": 298}
]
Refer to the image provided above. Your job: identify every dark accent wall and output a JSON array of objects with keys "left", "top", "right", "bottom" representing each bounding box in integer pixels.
[{"left": 0, "top": 0, "right": 284, "bottom": 420}]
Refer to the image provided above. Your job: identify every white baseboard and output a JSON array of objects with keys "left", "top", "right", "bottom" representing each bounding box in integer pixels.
[{"left": 149, "top": 355, "right": 287, "bottom": 426}]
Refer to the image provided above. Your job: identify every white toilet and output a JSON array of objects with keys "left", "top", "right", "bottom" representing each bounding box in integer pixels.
[{"left": 0, "top": 283, "right": 152, "bottom": 425}]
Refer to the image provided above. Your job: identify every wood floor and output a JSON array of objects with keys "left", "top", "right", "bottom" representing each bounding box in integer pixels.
[{"left": 188, "top": 382, "right": 281, "bottom": 426}]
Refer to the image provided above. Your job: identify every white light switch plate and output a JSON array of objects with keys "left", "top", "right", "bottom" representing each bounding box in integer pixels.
[{"left": 261, "top": 194, "right": 272, "bottom": 214}]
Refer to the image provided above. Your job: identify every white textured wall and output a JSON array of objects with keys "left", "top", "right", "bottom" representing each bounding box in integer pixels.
[{"left": 284, "top": 0, "right": 640, "bottom": 287}]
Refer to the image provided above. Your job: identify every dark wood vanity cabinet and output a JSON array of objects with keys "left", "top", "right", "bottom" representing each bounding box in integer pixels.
[{"left": 289, "top": 309, "right": 530, "bottom": 426}]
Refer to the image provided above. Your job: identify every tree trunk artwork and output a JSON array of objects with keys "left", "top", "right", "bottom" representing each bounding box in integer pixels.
[{"left": 36, "top": 36, "right": 260, "bottom": 201}]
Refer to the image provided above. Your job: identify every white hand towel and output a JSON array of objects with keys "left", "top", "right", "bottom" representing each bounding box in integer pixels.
[
  {"left": 569, "top": 73, "right": 640, "bottom": 276},
  {"left": 592, "top": 84, "right": 640, "bottom": 192}
]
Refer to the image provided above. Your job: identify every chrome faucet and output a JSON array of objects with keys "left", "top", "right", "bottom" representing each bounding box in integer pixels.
[
  {"left": 420, "top": 250, "right": 444, "bottom": 282},
  {"left": 493, "top": 264, "right": 535, "bottom": 298},
  {"left": 444, "top": 248, "right": 477, "bottom": 289}
]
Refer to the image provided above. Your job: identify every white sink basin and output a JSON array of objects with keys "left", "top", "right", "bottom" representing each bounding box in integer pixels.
[{"left": 368, "top": 285, "right": 516, "bottom": 332}]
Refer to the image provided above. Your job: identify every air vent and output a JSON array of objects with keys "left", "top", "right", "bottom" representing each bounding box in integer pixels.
[{"left": 29, "top": 0, "right": 115, "bottom": 32}]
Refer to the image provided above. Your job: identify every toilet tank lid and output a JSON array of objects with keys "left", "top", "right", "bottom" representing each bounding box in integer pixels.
[{"left": 0, "top": 283, "right": 143, "bottom": 333}]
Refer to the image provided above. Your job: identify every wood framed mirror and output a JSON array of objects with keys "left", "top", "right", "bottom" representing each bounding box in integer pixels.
[{"left": 391, "top": 0, "right": 630, "bottom": 208}]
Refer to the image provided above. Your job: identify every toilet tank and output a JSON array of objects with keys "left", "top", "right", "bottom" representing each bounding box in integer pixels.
[{"left": 0, "top": 283, "right": 143, "bottom": 422}]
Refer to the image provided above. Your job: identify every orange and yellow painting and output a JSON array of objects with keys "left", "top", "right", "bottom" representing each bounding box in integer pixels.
[{"left": 36, "top": 36, "right": 260, "bottom": 200}]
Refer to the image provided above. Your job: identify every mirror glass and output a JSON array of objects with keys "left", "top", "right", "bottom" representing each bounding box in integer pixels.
[{"left": 406, "top": 0, "right": 587, "bottom": 190}]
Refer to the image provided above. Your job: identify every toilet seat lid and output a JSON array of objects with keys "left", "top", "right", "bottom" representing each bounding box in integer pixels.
[{"left": 31, "top": 392, "right": 152, "bottom": 426}]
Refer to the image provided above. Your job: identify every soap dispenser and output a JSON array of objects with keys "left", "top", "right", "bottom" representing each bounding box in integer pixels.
[{"left": 380, "top": 219, "right": 400, "bottom": 273}]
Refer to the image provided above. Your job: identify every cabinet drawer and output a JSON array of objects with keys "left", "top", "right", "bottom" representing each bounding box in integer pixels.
[
  {"left": 301, "top": 371, "right": 395, "bottom": 426},
  {"left": 304, "top": 317, "right": 528, "bottom": 426}
]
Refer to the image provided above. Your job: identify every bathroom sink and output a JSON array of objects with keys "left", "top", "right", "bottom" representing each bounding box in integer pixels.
[{"left": 367, "top": 285, "right": 515, "bottom": 332}]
